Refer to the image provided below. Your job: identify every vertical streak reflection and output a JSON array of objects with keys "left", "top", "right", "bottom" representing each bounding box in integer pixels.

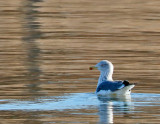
[{"left": 21, "top": 0, "right": 43, "bottom": 94}]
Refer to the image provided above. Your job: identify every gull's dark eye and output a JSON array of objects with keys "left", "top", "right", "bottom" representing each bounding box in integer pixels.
[{"left": 101, "top": 64, "right": 107, "bottom": 67}]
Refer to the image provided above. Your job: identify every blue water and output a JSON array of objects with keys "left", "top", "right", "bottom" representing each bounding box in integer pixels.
[
  {"left": 0, "top": 93, "right": 160, "bottom": 123},
  {"left": 0, "top": 93, "right": 159, "bottom": 111}
]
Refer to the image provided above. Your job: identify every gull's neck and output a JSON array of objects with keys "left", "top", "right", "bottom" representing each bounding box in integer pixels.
[{"left": 97, "top": 67, "right": 113, "bottom": 87}]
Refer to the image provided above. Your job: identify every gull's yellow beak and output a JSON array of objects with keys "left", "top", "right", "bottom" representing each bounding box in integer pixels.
[{"left": 89, "top": 66, "right": 98, "bottom": 70}]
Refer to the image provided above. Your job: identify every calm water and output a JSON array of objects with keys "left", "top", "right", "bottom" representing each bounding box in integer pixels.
[{"left": 0, "top": 0, "right": 160, "bottom": 123}]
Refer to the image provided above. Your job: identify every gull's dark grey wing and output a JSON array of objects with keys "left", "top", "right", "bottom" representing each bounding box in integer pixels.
[{"left": 96, "top": 80, "right": 125, "bottom": 93}]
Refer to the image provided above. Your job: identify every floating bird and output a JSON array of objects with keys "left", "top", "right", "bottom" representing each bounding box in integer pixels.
[{"left": 89, "top": 60, "right": 135, "bottom": 95}]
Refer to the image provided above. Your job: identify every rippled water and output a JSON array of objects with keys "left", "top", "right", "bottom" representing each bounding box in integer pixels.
[
  {"left": 0, "top": 93, "right": 159, "bottom": 123},
  {"left": 0, "top": 0, "right": 160, "bottom": 123}
]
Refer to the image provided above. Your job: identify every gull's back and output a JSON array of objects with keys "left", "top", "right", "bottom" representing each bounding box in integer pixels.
[{"left": 96, "top": 80, "right": 135, "bottom": 95}]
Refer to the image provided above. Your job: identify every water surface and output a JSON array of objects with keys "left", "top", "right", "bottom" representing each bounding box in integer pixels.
[{"left": 0, "top": 0, "right": 160, "bottom": 123}]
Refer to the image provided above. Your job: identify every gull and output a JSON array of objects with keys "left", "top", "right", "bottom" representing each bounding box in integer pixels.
[{"left": 89, "top": 60, "right": 135, "bottom": 95}]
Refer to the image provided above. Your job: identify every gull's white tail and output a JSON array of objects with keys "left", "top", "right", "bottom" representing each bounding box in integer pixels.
[{"left": 113, "top": 84, "right": 135, "bottom": 95}]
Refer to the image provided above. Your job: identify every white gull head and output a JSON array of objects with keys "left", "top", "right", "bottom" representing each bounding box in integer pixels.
[{"left": 90, "top": 60, "right": 114, "bottom": 86}]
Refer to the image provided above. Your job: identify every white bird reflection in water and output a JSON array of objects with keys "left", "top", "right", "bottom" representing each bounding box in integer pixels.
[
  {"left": 97, "top": 95, "right": 133, "bottom": 124},
  {"left": 98, "top": 102, "right": 113, "bottom": 124}
]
